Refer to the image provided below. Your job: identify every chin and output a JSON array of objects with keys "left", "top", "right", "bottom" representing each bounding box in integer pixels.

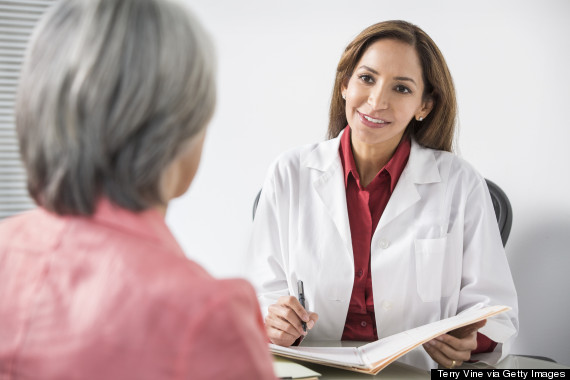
[{"left": 354, "top": 124, "right": 405, "bottom": 145}]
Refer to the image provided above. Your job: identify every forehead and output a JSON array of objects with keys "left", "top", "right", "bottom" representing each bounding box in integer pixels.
[{"left": 356, "top": 38, "right": 423, "bottom": 79}]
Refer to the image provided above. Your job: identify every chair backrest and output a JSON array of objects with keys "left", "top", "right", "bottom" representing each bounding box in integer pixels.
[
  {"left": 485, "top": 178, "right": 513, "bottom": 247},
  {"left": 253, "top": 180, "right": 513, "bottom": 246},
  {"left": 252, "top": 189, "right": 261, "bottom": 220}
]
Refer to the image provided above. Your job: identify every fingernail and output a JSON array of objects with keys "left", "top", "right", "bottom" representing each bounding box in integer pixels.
[
  {"left": 303, "top": 314, "right": 310, "bottom": 322},
  {"left": 308, "top": 320, "right": 315, "bottom": 329}
]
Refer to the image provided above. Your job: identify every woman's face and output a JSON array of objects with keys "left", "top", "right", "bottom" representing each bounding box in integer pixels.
[{"left": 342, "top": 38, "right": 432, "bottom": 151}]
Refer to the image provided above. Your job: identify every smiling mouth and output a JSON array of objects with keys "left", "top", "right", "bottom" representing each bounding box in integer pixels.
[
  {"left": 363, "top": 114, "right": 387, "bottom": 124},
  {"left": 358, "top": 111, "right": 390, "bottom": 125}
]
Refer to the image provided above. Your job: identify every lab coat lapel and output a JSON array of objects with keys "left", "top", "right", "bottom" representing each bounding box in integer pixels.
[
  {"left": 303, "top": 131, "right": 353, "bottom": 259},
  {"left": 378, "top": 139, "right": 441, "bottom": 230}
]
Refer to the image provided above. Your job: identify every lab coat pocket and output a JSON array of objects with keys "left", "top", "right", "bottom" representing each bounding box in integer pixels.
[{"left": 414, "top": 237, "right": 448, "bottom": 302}]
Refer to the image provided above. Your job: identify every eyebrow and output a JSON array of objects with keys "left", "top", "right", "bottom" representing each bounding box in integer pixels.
[
  {"left": 394, "top": 76, "right": 417, "bottom": 86},
  {"left": 358, "top": 65, "right": 417, "bottom": 86}
]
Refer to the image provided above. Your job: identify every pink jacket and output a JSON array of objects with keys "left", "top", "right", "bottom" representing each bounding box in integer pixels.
[{"left": 0, "top": 200, "right": 276, "bottom": 379}]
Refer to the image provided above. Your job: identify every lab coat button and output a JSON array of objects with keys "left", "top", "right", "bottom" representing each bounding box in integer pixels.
[
  {"left": 382, "top": 301, "right": 392, "bottom": 310},
  {"left": 379, "top": 239, "right": 390, "bottom": 249}
]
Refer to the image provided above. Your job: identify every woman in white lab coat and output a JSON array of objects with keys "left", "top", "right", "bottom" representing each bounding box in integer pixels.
[{"left": 249, "top": 20, "right": 518, "bottom": 370}]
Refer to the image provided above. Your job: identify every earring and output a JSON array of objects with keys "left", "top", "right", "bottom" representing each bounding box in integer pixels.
[
  {"left": 418, "top": 116, "right": 424, "bottom": 121},
  {"left": 342, "top": 94, "right": 346, "bottom": 100}
]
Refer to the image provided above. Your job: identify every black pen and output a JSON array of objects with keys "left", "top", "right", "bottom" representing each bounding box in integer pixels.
[{"left": 297, "top": 280, "right": 307, "bottom": 332}]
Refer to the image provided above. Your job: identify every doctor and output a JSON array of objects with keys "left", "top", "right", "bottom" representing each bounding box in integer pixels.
[{"left": 248, "top": 20, "right": 518, "bottom": 370}]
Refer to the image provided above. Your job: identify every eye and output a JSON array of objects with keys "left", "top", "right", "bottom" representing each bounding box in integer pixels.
[
  {"left": 395, "top": 84, "right": 411, "bottom": 94},
  {"left": 358, "top": 74, "right": 374, "bottom": 84}
]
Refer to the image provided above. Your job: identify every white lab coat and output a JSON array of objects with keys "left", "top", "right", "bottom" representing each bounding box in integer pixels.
[{"left": 248, "top": 130, "right": 518, "bottom": 370}]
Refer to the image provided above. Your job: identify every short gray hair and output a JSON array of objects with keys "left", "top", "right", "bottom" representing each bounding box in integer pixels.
[{"left": 16, "top": 0, "right": 216, "bottom": 215}]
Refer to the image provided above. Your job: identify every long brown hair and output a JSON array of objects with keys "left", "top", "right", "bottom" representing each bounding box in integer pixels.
[{"left": 328, "top": 20, "right": 457, "bottom": 152}]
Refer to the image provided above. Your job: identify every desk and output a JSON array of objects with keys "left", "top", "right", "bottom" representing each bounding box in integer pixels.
[
  {"left": 282, "top": 358, "right": 427, "bottom": 379},
  {"left": 278, "top": 341, "right": 569, "bottom": 379}
]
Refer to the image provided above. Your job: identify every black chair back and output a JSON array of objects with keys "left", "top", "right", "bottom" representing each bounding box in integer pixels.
[
  {"left": 252, "top": 189, "right": 261, "bottom": 220},
  {"left": 485, "top": 179, "right": 513, "bottom": 247}
]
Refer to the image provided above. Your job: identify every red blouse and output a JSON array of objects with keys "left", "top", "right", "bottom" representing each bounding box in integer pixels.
[
  {"left": 339, "top": 126, "right": 411, "bottom": 341},
  {"left": 338, "top": 126, "right": 496, "bottom": 354}
]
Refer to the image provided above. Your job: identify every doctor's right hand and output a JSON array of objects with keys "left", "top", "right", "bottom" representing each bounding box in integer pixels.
[{"left": 265, "top": 296, "right": 319, "bottom": 347}]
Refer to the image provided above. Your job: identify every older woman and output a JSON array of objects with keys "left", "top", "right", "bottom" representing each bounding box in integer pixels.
[
  {"left": 0, "top": 0, "right": 275, "bottom": 379},
  {"left": 249, "top": 20, "right": 518, "bottom": 370}
]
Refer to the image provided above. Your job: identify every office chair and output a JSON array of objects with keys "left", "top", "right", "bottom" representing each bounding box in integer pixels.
[
  {"left": 252, "top": 189, "right": 261, "bottom": 220},
  {"left": 485, "top": 179, "right": 513, "bottom": 247},
  {"left": 484, "top": 180, "right": 558, "bottom": 362}
]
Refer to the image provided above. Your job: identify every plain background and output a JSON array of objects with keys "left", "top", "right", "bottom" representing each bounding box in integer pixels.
[{"left": 166, "top": 0, "right": 570, "bottom": 364}]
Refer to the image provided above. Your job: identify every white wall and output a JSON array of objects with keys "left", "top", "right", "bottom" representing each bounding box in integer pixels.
[{"left": 167, "top": 0, "right": 570, "bottom": 364}]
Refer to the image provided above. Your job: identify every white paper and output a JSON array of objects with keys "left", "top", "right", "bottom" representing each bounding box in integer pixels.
[
  {"left": 269, "top": 344, "right": 365, "bottom": 367},
  {"left": 270, "top": 305, "right": 510, "bottom": 372}
]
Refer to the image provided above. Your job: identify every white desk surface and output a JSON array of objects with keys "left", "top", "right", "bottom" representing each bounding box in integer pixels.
[{"left": 278, "top": 341, "right": 569, "bottom": 379}]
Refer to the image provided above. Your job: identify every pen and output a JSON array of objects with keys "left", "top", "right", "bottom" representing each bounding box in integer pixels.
[{"left": 297, "top": 280, "right": 307, "bottom": 332}]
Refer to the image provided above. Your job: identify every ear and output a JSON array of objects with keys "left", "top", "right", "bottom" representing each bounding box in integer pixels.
[
  {"left": 341, "top": 77, "right": 350, "bottom": 98},
  {"left": 418, "top": 95, "right": 434, "bottom": 119}
]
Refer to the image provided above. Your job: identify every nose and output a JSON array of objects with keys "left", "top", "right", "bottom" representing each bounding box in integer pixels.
[{"left": 368, "top": 83, "right": 389, "bottom": 110}]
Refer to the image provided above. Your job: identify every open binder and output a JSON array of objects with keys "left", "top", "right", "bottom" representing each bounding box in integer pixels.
[{"left": 270, "top": 304, "right": 510, "bottom": 375}]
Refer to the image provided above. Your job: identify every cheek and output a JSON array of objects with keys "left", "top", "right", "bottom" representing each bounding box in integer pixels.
[
  {"left": 394, "top": 100, "right": 422, "bottom": 120},
  {"left": 177, "top": 147, "right": 203, "bottom": 195},
  {"left": 346, "top": 82, "right": 365, "bottom": 103},
  {"left": 345, "top": 89, "right": 365, "bottom": 117}
]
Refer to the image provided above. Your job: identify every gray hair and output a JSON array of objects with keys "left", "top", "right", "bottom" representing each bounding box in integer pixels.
[{"left": 16, "top": 0, "right": 216, "bottom": 215}]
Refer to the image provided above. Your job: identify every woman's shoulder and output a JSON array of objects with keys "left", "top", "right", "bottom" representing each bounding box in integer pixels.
[
  {"left": 265, "top": 137, "right": 340, "bottom": 179},
  {"left": 269, "top": 141, "right": 323, "bottom": 168},
  {"left": 144, "top": 254, "right": 257, "bottom": 304},
  {"left": 414, "top": 141, "right": 485, "bottom": 184},
  {"left": 0, "top": 208, "right": 66, "bottom": 251}
]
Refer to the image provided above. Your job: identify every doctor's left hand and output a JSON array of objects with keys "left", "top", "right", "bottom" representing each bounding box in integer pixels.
[
  {"left": 265, "top": 296, "right": 319, "bottom": 347},
  {"left": 423, "top": 319, "right": 486, "bottom": 369}
]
